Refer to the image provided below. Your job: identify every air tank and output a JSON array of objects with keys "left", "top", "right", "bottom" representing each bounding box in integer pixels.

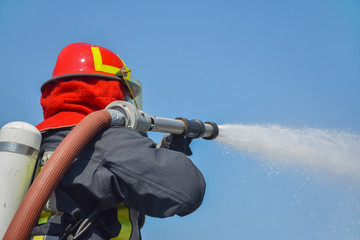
[{"left": 0, "top": 121, "right": 41, "bottom": 239}]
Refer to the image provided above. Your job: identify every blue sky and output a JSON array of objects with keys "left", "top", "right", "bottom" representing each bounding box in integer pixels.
[{"left": 1, "top": 0, "right": 360, "bottom": 239}]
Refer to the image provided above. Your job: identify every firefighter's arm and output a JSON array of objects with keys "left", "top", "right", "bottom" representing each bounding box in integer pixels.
[{"left": 102, "top": 126, "right": 206, "bottom": 218}]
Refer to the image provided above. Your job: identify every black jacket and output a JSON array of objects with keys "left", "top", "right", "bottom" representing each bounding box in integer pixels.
[{"left": 31, "top": 126, "right": 205, "bottom": 239}]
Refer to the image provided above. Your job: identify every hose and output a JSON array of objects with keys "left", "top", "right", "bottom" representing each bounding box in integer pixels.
[{"left": 3, "top": 110, "right": 112, "bottom": 240}]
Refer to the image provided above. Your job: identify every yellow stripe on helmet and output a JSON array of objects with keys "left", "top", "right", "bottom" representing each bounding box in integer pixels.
[
  {"left": 91, "top": 47, "right": 103, "bottom": 72},
  {"left": 102, "top": 64, "right": 121, "bottom": 75},
  {"left": 92, "top": 47, "right": 122, "bottom": 75}
]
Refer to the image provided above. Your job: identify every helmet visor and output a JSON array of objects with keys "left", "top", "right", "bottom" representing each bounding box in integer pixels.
[{"left": 123, "top": 72, "right": 143, "bottom": 110}]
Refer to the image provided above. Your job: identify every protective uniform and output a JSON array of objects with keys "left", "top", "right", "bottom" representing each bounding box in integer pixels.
[{"left": 31, "top": 43, "right": 205, "bottom": 239}]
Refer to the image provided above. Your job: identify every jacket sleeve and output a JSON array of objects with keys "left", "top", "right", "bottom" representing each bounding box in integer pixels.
[{"left": 97, "top": 126, "right": 206, "bottom": 218}]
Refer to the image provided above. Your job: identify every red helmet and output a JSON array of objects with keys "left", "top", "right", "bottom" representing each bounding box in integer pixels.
[{"left": 41, "top": 43, "right": 143, "bottom": 109}]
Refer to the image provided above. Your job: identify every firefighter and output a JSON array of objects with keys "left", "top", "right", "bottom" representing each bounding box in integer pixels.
[{"left": 32, "top": 43, "right": 205, "bottom": 239}]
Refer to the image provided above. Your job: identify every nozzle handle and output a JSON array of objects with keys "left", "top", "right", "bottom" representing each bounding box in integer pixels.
[{"left": 176, "top": 118, "right": 205, "bottom": 139}]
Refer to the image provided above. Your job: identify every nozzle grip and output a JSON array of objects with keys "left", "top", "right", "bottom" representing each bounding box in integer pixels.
[{"left": 176, "top": 118, "right": 205, "bottom": 138}]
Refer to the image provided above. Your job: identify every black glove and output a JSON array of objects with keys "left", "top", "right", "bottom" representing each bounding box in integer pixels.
[{"left": 158, "top": 134, "right": 193, "bottom": 156}]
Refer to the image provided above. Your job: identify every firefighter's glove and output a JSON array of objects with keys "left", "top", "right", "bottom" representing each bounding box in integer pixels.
[{"left": 158, "top": 134, "right": 193, "bottom": 156}]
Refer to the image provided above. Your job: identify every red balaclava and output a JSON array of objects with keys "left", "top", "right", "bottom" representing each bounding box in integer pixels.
[{"left": 36, "top": 77, "right": 125, "bottom": 131}]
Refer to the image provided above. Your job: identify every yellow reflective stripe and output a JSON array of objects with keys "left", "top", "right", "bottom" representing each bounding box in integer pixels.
[
  {"left": 38, "top": 210, "right": 52, "bottom": 224},
  {"left": 117, "top": 55, "right": 127, "bottom": 67},
  {"left": 32, "top": 236, "right": 45, "bottom": 240},
  {"left": 117, "top": 56, "right": 131, "bottom": 81},
  {"left": 102, "top": 64, "right": 121, "bottom": 75},
  {"left": 91, "top": 47, "right": 103, "bottom": 71},
  {"left": 91, "top": 47, "right": 122, "bottom": 75},
  {"left": 34, "top": 166, "right": 42, "bottom": 178},
  {"left": 111, "top": 203, "right": 132, "bottom": 240}
]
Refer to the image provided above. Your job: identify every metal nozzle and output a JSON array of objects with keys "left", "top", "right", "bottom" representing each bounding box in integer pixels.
[{"left": 106, "top": 101, "right": 219, "bottom": 140}]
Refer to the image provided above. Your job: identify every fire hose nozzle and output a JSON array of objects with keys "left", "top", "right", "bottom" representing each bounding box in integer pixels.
[
  {"left": 174, "top": 118, "right": 219, "bottom": 140},
  {"left": 106, "top": 101, "right": 219, "bottom": 140}
]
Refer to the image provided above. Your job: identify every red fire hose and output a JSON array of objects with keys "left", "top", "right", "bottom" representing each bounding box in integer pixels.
[{"left": 3, "top": 110, "right": 112, "bottom": 240}]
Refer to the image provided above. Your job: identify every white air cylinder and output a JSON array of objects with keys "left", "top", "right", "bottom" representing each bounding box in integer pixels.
[{"left": 0, "top": 121, "right": 41, "bottom": 239}]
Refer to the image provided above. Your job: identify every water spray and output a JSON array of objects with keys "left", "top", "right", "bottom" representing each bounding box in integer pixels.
[{"left": 217, "top": 123, "right": 360, "bottom": 179}]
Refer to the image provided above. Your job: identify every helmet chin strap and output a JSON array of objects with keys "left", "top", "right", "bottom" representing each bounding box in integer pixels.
[
  {"left": 116, "top": 68, "right": 140, "bottom": 109},
  {"left": 124, "top": 94, "right": 138, "bottom": 109},
  {"left": 123, "top": 80, "right": 139, "bottom": 109}
]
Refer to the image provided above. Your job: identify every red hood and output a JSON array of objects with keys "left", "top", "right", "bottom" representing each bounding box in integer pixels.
[{"left": 37, "top": 78, "right": 125, "bottom": 132}]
